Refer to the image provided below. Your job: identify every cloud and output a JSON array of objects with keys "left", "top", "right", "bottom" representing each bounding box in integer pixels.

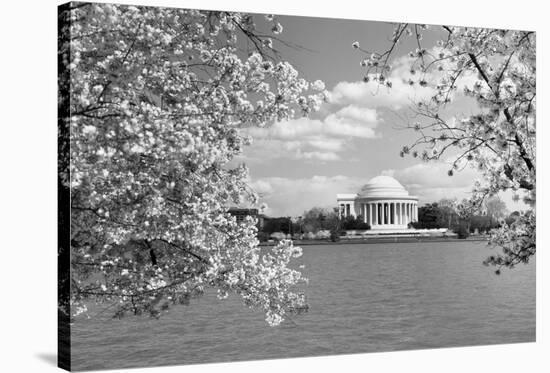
[
  {"left": 387, "top": 162, "right": 478, "bottom": 189},
  {"left": 250, "top": 179, "right": 273, "bottom": 196},
  {"left": 240, "top": 48, "right": 482, "bottom": 164},
  {"left": 328, "top": 48, "right": 479, "bottom": 111},
  {"left": 326, "top": 105, "right": 379, "bottom": 127},
  {"left": 248, "top": 105, "right": 380, "bottom": 140},
  {"left": 297, "top": 150, "right": 340, "bottom": 161},
  {"left": 238, "top": 138, "right": 344, "bottom": 162},
  {"left": 306, "top": 138, "right": 345, "bottom": 151},
  {"left": 328, "top": 54, "right": 436, "bottom": 110},
  {"left": 382, "top": 161, "right": 481, "bottom": 204},
  {"left": 241, "top": 104, "right": 381, "bottom": 162},
  {"left": 329, "top": 80, "right": 434, "bottom": 110},
  {"left": 249, "top": 175, "right": 369, "bottom": 216}
]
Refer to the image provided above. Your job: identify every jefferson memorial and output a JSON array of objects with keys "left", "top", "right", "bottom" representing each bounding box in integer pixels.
[{"left": 337, "top": 175, "right": 419, "bottom": 231}]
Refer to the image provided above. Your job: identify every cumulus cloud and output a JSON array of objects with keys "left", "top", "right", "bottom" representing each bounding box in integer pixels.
[
  {"left": 249, "top": 175, "right": 369, "bottom": 216},
  {"left": 329, "top": 54, "right": 435, "bottom": 110},
  {"left": 248, "top": 105, "right": 380, "bottom": 140},
  {"left": 382, "top": 161, "right": 480, "bottom": 204},
  {"left": 297, "top": 150, "right": 341, "bottom": 161},
  {"left": 240, "top": 48, "right": 482, "bottom": 164},
  {"left": 250, "top": 179, "right": 273, "bottom": 196},
  {"left": 306, "top": 138, "right": 345, "bottom": 152},
  {"left": 242, "top": 104, "right": 381, "bottom": 162},
  {"left": 238, "top": 138, "right": 343, "bottom": 163},
  {"left": 329, "top": 49, "right": 479, "bottom": 111},
  {"left": 329, "top": 80, "right": 433, "bottom": 110}
]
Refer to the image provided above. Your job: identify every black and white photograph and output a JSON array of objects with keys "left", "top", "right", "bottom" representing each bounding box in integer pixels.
[
  {"left": 2, "top": 0, "right": 547, "bottom": 372},
  {"left": 57, "top": 1, "right": 537, "bottom": 371}
]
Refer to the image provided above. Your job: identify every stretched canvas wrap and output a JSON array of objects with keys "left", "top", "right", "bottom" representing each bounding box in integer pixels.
[{"left": 58, "top": 2, "right": 536, "bottom": 371}]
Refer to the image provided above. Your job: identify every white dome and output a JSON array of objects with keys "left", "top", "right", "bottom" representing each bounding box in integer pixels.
[{"left": 358, "top": 175, "right": 409, "bottom": 198}]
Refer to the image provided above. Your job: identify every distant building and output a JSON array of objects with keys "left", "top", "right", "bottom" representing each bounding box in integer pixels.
[
  {"left": 337, "top": 175, "right": 418, "bottom": 232},
  {"left": 227, "top": 208, "right": 264, "bottom": 229}
]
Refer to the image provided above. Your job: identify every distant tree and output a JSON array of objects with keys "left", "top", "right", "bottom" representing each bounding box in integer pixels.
[
  {"left": 329, "top": 229, "right": 341, "bottom": 242},
  {"left": 257, "top": 231, "right": 269, "bottom": 242},
  {"left": 455, "top": 221, "right": 470, "bottom": 239},
  {"left": 484, "top": 196, "right": 508, "bottom": 221},
  {"left": 262, "top": 217, "right": 293, "bottom": 235},
  {"left": 415, "top": 199, "right": 503, "bottom": 236},
  {"left": 290, "top": 216, "right": 303, "bottom": 236},
  {"left": 470, "top": 215, "right": 499, "bottom": 234},
  {"left": 355, "top": 24, "right": 535, "bottom": 272},
  {"left": 326, "top": 208, "right": 342, "bottom": 240},
  {"left": 438, "top": 198, "right": 459, "bottom": 229},
  {"left": 414, "top": 203, "right": 444, "bottom": 229},
  {"left": 301, "top": 207, "right": 339, "bottom": 233},
  {"left": 340, "top": 215, "right": 370, "bottom": 230}
]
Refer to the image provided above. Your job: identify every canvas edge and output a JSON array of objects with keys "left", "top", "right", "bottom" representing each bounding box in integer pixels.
[{"left": 58, "top": 1, "right": 80, "bottom": 371}]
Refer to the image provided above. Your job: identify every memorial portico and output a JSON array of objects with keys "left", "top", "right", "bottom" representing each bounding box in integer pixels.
[{"left": 337, "top": 175, "right": 418, "bottom": 231}]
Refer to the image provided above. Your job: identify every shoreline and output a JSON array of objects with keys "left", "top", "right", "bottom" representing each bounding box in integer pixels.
[{"left": 259, "top": 236, "right": 490, "bottom": 247}]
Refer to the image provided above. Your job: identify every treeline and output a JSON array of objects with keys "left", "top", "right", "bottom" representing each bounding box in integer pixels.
[
  {"left": 411, "top": 197, "right": 517, "bottom": 238},
  {"left": 257, "top": 196, "right": 518, "bottom": 242},
  {"left": 258, "top": 207, "right": 370, "bottom": 242}
]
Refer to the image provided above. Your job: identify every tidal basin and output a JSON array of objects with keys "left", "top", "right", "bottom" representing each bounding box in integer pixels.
[{"left": 72, "top": 241, "right": 535, "bottom": 371}]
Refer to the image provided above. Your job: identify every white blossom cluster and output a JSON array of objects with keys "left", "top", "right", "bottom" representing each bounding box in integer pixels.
[{"left": 63, "top": 4, "right": 326, "bottom": 325}]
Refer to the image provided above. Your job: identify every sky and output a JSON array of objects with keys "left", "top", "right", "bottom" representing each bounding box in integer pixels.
[{"left": 231, "top": 13, "right": 528, "bottom": 217}]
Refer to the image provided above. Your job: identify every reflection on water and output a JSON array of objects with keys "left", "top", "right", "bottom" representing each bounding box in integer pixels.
[{"left": 72, "top": 241, "right": 535, "bottom": 371}]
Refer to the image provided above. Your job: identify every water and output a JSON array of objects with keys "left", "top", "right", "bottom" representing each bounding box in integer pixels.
[{"left": 71, "top": 241, "right": 535, "bottom": 371}]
